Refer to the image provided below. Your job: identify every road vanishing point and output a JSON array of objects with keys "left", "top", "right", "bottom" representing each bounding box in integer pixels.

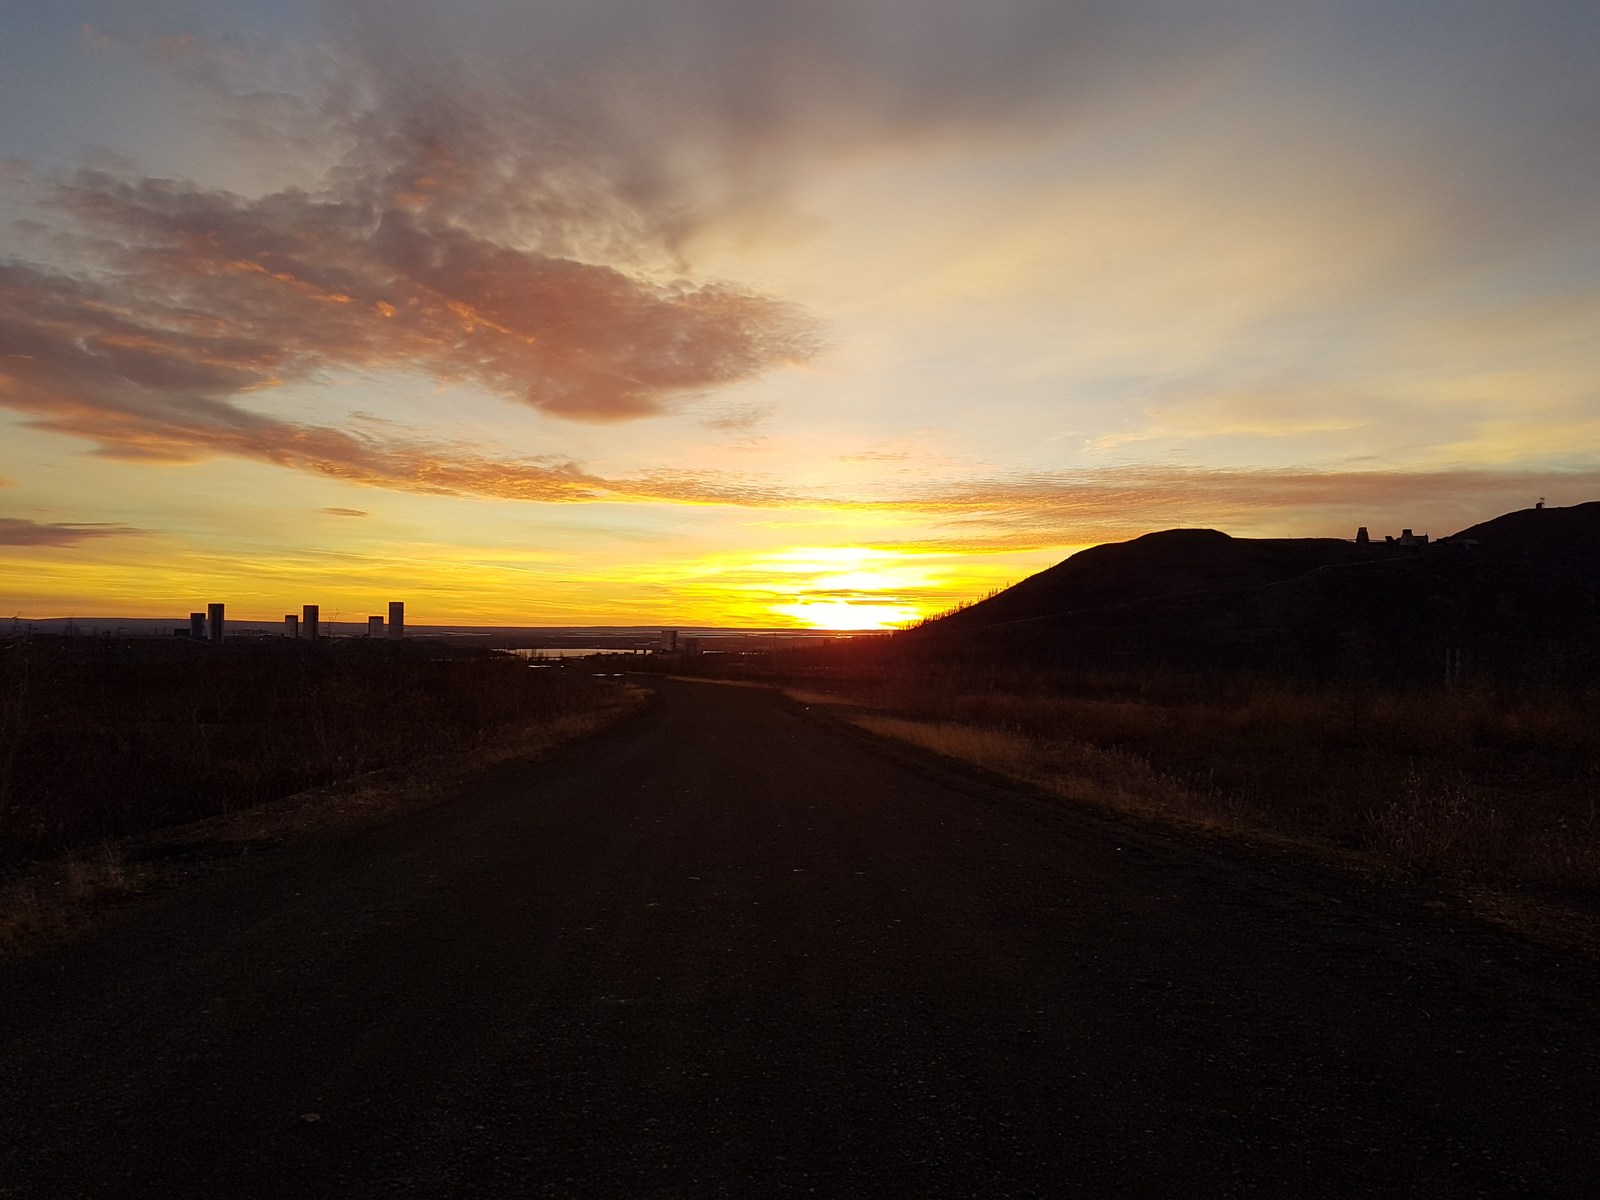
[{"left": 3, "top": 676, "right": 1597, "bottom": 1197}]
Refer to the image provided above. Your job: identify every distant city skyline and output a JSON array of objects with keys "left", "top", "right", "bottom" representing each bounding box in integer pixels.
[{"left": 3, "top": 2, "right": 1598, "bottom": 628}]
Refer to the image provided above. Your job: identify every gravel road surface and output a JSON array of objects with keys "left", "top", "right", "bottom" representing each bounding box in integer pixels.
[{"left": 2, "top": 676, "right": 1596, "bottom": 1197}]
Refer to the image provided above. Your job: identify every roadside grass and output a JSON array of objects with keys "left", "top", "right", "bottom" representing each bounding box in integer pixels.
[
  {"left": 851, "top": 715, "right": 1226, "bottom": 829},
  {"left": 756, "top": 657, "right": 1600, "bottom": 902},
  {"left": 782, "top": 687, "right": 857, "bottom": 707},
  {"left": 0, "top": 842, "right": 149, "bottom": 954},
  {"left": 665, "top": 675, "right": 771, "bottom": 689},
  {"left": 0, "top": 640, "right": 647, "bottom": 955},
  {"left": 0, "top": 637, "right": 634, "bottom": 866}
]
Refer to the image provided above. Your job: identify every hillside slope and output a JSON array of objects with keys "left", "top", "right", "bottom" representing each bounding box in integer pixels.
[
  {"left": 932, "top": 529, "right": 1377, "bottom": 631},
  {"left": 1451, "top": 501, "right": 1600, "bottom": 592},
  {"left": 906, "top": 503, "right": 1600, "bottom": 681}
]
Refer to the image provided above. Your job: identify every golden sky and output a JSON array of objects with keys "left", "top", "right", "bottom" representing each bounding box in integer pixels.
[{"left": 3, "top": 2, "right": 1598, "bottom": 628}]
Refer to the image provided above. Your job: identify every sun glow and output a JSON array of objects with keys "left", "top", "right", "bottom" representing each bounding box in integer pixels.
[
  {"left": 773, "top": 598, "right": 921, "bottom": 630},
  {"left": 742, "top": 547, "right": 935, "bottom": 629}
]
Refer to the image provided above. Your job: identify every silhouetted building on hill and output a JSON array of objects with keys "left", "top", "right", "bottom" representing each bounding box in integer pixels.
[{"left": 1384, "top": 528, "right": 1429, "bottom": 547}]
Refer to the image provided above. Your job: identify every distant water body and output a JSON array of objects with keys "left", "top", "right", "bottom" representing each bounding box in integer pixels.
[{"left": 506, "top": 648, "right": 642, "bottom": 660}]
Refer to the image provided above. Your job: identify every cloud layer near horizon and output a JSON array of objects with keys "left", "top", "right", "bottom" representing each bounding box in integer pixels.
[{"left": 0, "top": 517, "right": 143, "bottom": 547}]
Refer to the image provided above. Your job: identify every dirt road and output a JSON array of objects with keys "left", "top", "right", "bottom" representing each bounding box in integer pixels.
[{"left": 2, "top": 677, "right": 1596, "bottom": 1197}]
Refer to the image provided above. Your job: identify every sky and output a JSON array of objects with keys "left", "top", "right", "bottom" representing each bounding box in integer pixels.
[{"left": 2, "top": 1, "right": 1598, "bottom": 628}]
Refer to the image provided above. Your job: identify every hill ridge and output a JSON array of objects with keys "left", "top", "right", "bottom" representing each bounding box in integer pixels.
[{"left": 906, "top": 501, "right": 1600, "bottom": 682}]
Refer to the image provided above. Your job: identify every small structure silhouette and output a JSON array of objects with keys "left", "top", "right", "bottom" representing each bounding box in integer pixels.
[
  {"left": 1379, "top": 528, "right": 1429, "bottom": 547},
  {"left": 388, "top": 601, "right": 405, "bottom": 640},
  {"left": 207, "top": 603, "right": 225, "bottom": 643}
]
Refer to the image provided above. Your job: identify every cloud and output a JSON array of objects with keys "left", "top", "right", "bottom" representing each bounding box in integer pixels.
[
  {"left": 1, "top": 18, "right": 825, "bottom": 487},
  {"left": 318, "top": 507, "right": 370, "bottom": 517},
  {"left": 0, "top": 518, "right": 145, "bottom": 547},
  {"left": 0, "top": 166, "right": 816, "bottom": 432},
  {"left": 858, "top": 465, "right": 1600, "bottom": 548},
  {"left": 700, "top": 403, "right": 773, "bottom": 433},
  {"left": 9, "top": 7, "right": 1599, "bottom": 533},
  {"left": 0, "top": 170, "right": 816, "bottom": 490},
  {"left": 298, "top": 2, "right": 1249, "bottom": 243}
]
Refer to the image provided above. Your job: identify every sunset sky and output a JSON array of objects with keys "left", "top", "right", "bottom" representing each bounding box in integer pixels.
[{"left": 3, "top": 2, "right": 1598, "bottom": 628}]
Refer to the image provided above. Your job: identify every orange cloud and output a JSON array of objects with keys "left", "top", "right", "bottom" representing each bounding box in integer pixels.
[{"left": 0, "top": 140, "right": 816, "bottom": 472}]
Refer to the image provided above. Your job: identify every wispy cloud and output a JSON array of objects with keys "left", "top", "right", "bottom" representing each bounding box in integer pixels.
[
  {"left": 0, "top": 518, "right": 146, "bottom": 547},
  {"left": 864, "top": 465, "right": 1600, "bottom": 548},
  {"left": 318, "top": 507, "right": 369, "bottom": 517}
]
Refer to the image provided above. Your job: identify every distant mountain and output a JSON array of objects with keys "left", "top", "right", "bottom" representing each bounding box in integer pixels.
[{"left": 904, "top": 503, "right": 1600, "bottom": 682}]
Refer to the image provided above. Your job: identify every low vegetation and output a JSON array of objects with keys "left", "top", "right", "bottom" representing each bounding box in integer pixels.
[
  {"left": 671, "top": 646, "right": 1600, "bottom": 901},
  {"left": 0, "top": 635, "right": 631, "bottom": 867}
]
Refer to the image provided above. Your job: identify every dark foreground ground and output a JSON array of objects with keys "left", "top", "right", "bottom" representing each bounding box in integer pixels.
[{"left": 2, "top": 677, "right": 1596, "bottom": 1198}]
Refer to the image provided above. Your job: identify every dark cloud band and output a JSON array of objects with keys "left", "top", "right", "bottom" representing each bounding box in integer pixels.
[{"left": 0, "top": 518, "right": 144, "bottom": 547}]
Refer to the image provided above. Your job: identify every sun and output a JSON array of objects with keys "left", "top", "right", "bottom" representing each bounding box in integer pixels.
[{"left": 773, "top": 599, "right": 920, "bottom": 631}]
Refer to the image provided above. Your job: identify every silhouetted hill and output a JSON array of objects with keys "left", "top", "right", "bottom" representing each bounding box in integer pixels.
[
  {"left": 905, "top": 503, "right": 1600, "bottom": 683},
  {"left": 933, "top": 529, "right": 1378, "bottom": 630},
  {"left": 1450, "top": 501, "right": 1600, "bottom": 593}
]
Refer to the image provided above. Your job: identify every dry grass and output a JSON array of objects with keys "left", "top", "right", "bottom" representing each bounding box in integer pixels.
[
  {"left": 853, "top": 715, "right": 1234, "bottom": 830},
  {"left": 0, "top": 842, "right": 150, "bottom": 955},
  {"left": 0, "top": 674, "right": 646, "bottom": 958},
  {"left": 750, "top": 656, "right": 1600, "bottom": 901},
  {"left": 782, "top": 688, "right": 857, "bottom": 707},
  {"left": 664, "top": 676, "right": 771, "bottom": 689},
  {"left": 0, "top": 637, "right": 633, "bottom": 865}
]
